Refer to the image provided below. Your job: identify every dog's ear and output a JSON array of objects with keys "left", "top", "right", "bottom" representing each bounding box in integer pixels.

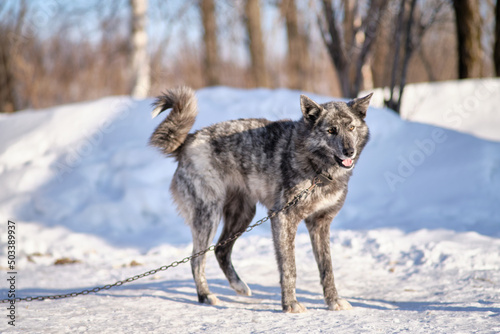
[
  {"left": 300, "top": 95, "right": 322, "bottom": 125},
  {"left": 348, "top": 93, "right": 373, "bottom": 119}
]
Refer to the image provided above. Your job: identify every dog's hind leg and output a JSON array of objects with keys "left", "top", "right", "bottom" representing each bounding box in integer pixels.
[
  {"left": 190, "top": 203, "right": 223, "bottom": 306},
  {"left": 215, "top": 190, "right": 256, "bottom": 296}
]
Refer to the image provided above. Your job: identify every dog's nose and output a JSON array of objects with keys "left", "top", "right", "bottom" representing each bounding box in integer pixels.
[{"left": 343, "top": 147, "right": 355, "bottom": 157}]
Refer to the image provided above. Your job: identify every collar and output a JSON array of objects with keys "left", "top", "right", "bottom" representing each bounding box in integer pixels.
[
  {"left": 316, "top": 172, "right": 334, "bottom": 185},
  {"left": 308, "top": 158, "right": 335, "bottom": 186}
]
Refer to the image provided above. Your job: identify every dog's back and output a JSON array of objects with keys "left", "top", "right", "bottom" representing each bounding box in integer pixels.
[{"left": 175, "top": 118, "right": 301, "bottom": 212}]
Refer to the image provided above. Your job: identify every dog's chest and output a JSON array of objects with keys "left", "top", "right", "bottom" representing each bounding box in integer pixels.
[{"left": 309, "top": 187, "right": 344, "bottom": 214}]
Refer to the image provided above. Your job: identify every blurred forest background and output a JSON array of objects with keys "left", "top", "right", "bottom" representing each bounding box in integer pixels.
[{"left": 0, "top": 0, "right": 499, "bottom": 114}]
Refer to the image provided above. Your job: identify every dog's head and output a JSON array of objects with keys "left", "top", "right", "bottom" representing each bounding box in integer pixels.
[{"left": 300, "top": 93, "right": 372, "bottom": 171}]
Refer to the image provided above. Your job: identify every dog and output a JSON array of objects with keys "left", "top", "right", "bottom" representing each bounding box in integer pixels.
[{"left": 149, "top": 87, "right": 372, "bottom": 313}]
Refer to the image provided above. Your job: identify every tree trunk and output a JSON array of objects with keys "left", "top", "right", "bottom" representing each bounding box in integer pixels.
[
  {"left": 281, "top": 0, "right": 309, "bottom": 90},
  {"left": 200, "top": 0, "right": 219, "bottom": 86},
  {"left": 396, "top": 0, "right": 418, "bottom": 113},
  {"left": 0, "top": 31, "right": 16, "bottom": 112},
  {"left": 387, "top": 0, "right": 406, "bottom": 112},
  {"left": 319, "top": 0, "right": 350, "bottom": 97},
  {"left": 494, "top": 0, "right": 500, "bottom": 76},
  {"left": 319, "top": 0, "right": 387, "bottom": 98},
  {"left": 351, "top": 0, "right": 388, "bottom": 96},
  {"left": 130, "top": 0, "right": 150, "bottom": 98},
  {"left": 342, "top": 0, "right": 357, "bottom": 55},
  {"left": 453, "top": 0, "right": 483, "bottom": 79},
  {"left": 244, "top": 0, "right": 269, "bottom": 87},
  {"left": 0, "top": 2, "right": 26, "bottom": 112}
]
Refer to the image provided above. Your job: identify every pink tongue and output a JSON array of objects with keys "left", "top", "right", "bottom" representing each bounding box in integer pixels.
[{"left": 342, "top": 158, "right": 353, "bottom": 167}]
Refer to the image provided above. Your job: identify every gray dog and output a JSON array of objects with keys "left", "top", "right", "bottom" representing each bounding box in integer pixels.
[{"left": 150, "top": 87, "right": 372, "bottom": 313}]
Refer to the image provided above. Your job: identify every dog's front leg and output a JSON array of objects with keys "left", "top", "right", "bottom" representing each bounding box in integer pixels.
[
  {"left": 305, "top": 212, "right": 352, "bottom": 311},
  {"left": 271, "top": 213, "right": 306, "bottom": 313}
]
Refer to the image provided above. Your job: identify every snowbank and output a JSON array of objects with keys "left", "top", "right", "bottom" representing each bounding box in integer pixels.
[
  {"left": 0, "top": 85, "right": 499, "bottom": 333},
  {"left": 368, "top": 78, "right": 500, "bottom": 142}
]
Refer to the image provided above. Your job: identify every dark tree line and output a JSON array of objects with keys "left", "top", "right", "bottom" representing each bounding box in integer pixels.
[{"left": 197, "top": 0, "right": 494, "bottom": 113}]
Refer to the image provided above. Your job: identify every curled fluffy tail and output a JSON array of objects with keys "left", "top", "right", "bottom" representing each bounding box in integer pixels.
[{"left": 149, "top": 86, "right": 197, "bottom": 157}]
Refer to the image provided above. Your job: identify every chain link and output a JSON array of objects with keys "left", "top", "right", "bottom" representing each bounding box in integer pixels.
[{"left": 1, "top": 177, "right": 321, "bottom": 304}]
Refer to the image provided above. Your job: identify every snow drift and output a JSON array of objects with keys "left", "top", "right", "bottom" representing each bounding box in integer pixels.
[{"left": 0, "top": 85, "right": 499, "bottom": 333}]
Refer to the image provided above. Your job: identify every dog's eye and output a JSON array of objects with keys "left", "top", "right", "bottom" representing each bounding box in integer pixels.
[
  {"left": 348, "top": 125, "right": 355, "bottom": 131},
  {"left": 328, "top": 127, "right": 337, "bottom": 135}
]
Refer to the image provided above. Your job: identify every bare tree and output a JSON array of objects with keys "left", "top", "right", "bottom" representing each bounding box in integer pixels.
[
  {"left": 244, "top": 0, "right": 269, "bottom": 87},
  {"left": 319, "top": 0, "right": 389, "bottom": 98},
  {"left": 200, "top": 0, "right": 220, "bottom": 86},
  {"left": 386, "top": 0, "right": 448, "bottom": 113},
  {"left": 281, "top": 0, "right": 309, "bottom": 90},
  {"left": 452, "top": 0, "right": 483, "bottom": 78},
  {"left": 130, "top": 0, "right": 150, "bottom": 98},
  {"left": 386, "top": 0, "right": 417, "bottom": 113},
  {"left": 0, "top": 1, "right": 26, "bottom": 112},
  {"left": 495, "top": 0, "right": 500, "bottom": 76},
  {"left": 0, "top": 29, "right": 17, "bottom": 112}
]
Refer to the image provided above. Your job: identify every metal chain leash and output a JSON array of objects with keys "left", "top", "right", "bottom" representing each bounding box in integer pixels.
[{"left": 1, "top": 177, "right": 322, "bottom": 304}]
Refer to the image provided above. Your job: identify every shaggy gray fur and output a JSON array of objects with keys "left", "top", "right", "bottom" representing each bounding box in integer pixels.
[
  {"left": 150, "top": 86, "right": 197, "bottom": 157},
  {"left": 150, "top": 87, "right": 372, "bottom": 313}
]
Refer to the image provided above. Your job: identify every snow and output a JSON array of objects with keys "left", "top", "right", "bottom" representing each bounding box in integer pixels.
[
  {"left": 1, "top": 82, "right": 500, "bottom": 333},
  {"left": 368, "top": 78, "right": 500, "bottom": 142}
]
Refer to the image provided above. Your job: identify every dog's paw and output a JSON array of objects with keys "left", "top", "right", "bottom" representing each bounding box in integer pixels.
[
  {"left": 199, "top": 293, "right": 220, "bottom": 306},
  {"left": 283, "top": 301, "right": 307, "bottom": 313},
  {"left": 329, "top": 298, "right": 352, "bottom": 311},
  {"left": 231, "top": 281, "right": 252, "bottom": 296}
]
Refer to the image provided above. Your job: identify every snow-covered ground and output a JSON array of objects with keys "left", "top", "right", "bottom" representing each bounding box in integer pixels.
[
  {"left": 1, "top": 83, "right": 499, "bottom": 333},
  {"left": 368, "top": 78, "right": 500, "bottom": 142}
]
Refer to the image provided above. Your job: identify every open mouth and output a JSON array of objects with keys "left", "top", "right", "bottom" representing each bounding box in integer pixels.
[{"left": 335, "top": 156, "right": 354, "bottom": 169}]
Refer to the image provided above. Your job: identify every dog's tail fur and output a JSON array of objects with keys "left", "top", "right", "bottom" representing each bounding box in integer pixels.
[{"left": 149, "top": 86, "right": 197, "bottom": 157}]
